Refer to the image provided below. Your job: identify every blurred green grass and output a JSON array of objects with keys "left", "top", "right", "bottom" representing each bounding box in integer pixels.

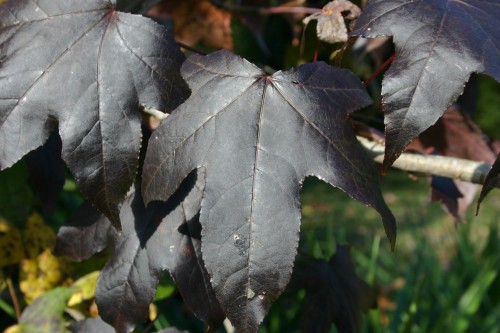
[{"left": 257, "top": 170, "right": 500, "bottom": 333}]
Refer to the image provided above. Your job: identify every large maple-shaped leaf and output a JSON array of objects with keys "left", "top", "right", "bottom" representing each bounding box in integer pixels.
[
  {"left": 142, "top": 50, "right": 396, "bottom": 332},
  {"left": 351, "top": 0, "right": 500, "bottom": 169},
  {"left": 56, "top": 170, "right": 224, "bottom": 333},
  {"left": 0, "top": 0, "right": 187, "bottom": 227}
]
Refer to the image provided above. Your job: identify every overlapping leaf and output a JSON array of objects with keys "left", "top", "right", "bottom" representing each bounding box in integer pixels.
[
  {"left": 54, "top": 201, "right": 112, "bottom": 262},
  {"left": 142, "top": 50, "right": 396, "bottom": 332},
  {"left": 289, "top": 247, "right": 375, "bottom": 333},
  {"left": 408, "top": 105, "right": 497, "bottom": 218},
  {"left": 351, "top": 0, "right": 500, "bottom": 169},
  {"left": 56, "top": 170, "right": 224, "bottom": 333},
  {"left": 0, "top": 0, "right": 188, "bottom": 227}
]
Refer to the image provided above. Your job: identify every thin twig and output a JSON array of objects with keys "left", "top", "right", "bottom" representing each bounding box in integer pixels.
[
  {"left": 223, "top": 318, "right": 235, "bottom": 333},
  {"left": 142, "top": 320, "right": 154, "bottom": 333},
  {"left": 141, "top": 106, "right": 169, "bottom": 120},
  {"left": 6, "top": 277, "right": 21, "bottom": 321},
  {"left": 357, "top": 136, "right": 493, "bottom": 185},
  {"left": 211, "top": 0, "right": 320, "bottom": 15},
  {"left": 265, "top": 6, "right": 321, "bottom": 15},
  {"left": 364, "top": 53, "right": 395, "bottom": 86},
  {"left": 176, "top": 42, "right": 208, "bottom": 56},
  {"left": 313, "top": 39, "right": 320, "bottom": 62}
]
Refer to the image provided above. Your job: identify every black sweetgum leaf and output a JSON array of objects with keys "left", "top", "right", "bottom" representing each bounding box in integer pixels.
[
  {"left": 54, "top": 200, "right": 112, "bottom": 262},
  {"left": 289, "top": 246, "right": 375, "bottom": 333},
  {"left": 56, "top": 170, "right": 224, "bottom": 333},
  {"left": 351, "top": 0, "right": 500, "bottom": 169},
  {"left": 0, "top": 0, "right": 188, "bottom": 228},
  {"left": 142, "top": 50, "right": 396, "bottom": 333}
]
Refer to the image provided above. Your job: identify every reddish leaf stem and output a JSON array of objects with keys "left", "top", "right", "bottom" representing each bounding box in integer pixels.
[
  {"left": 6, "top": 277, "right": 21, "bottom": 321},
  {"left": 211, "top": 1, "right": 321, "bottom": 15},
  {"left": 265, "top": 6, "right": 321, "bottom": 15},
  {"left": 176, "top": 42, "right": 208, "bottom": 56},
  {"left": 313, "top": 39, "right": 320, "bottom": 62},
  {"left": 364, "top": 53, "right": 395, "bottom": 86}
]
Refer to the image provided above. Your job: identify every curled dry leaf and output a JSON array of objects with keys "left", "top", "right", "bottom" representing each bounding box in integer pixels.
[{"left": 303, "top": 0, "right": 361, "bottom": 44}]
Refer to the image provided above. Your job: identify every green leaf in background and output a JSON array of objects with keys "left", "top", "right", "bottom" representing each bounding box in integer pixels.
[
  {"left": 0, "top": 161, "right": 33, "bottom": 226},
  {"left": 67, "top": 271, "right": 100, "bottom": 307},
  {"left": 13, "top": 287, "right": 73, "bottom": 333},
  {"left": 153, "top": 283, "right": 176, "bottom": 302},
  {"left": 452, "top": 262, "right": 498, "bottom": 333}
]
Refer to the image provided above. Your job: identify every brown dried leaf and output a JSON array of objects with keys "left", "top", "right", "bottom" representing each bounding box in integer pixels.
[{"left": 148, "top": 0, "right": 232, "bottom": 49}]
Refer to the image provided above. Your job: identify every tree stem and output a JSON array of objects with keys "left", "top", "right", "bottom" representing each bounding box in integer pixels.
[
  {"left": 357, "top": 136, "right": 492, "bottom": 185},
  {"left": 176, "top": 42, "right": 208, "bottom": 56},
  {"left": 364, "top": 53, "right": 395, "bottom": 86}
]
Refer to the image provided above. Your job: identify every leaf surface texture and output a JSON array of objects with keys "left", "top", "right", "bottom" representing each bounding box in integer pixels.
[
  {"left": 0, "top": 0, "right": 187, "bottom": 226},
  {"left": 142, "top": 50, "right": 396, "bottom": 332}
]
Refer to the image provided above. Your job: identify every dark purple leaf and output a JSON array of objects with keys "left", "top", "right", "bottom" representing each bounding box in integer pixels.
[
  {"left": 290, "top": 247, "right": 375, "bottom": 333},
  {"left": 477, "top": 154, "right": 500, "bottom": 213},
  {"left": 54, "top": 200, "right": 113, "bottom": 262},
  {"left": 142, "top": 50, "right": 395, "bottom": 332},
  {"left": 430, "top": 175, "right": 463, "bottom": 220},
  {"left": 64, "top": 170, "right": 223, "bottom": 333},
  {"left": 95, "top": 171, "right": 221, "bottom": 333},
  {"left": 170, "top": 210, "right": 225, "bottom": 331},
  {"left": 24, "top": 131, "right": 65, "bottom": 214},
  {"left": 69, "top": 317, "right": 115, "bottom": 333},
  {"left": 0, "top": 0, "right": 188, "bottom": 228},
  {"left": 409, "top": 106, "right": 496, "bottom": 217},
  {"left": 351, "top": 0, "right": 500, "bottom": 169}
]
